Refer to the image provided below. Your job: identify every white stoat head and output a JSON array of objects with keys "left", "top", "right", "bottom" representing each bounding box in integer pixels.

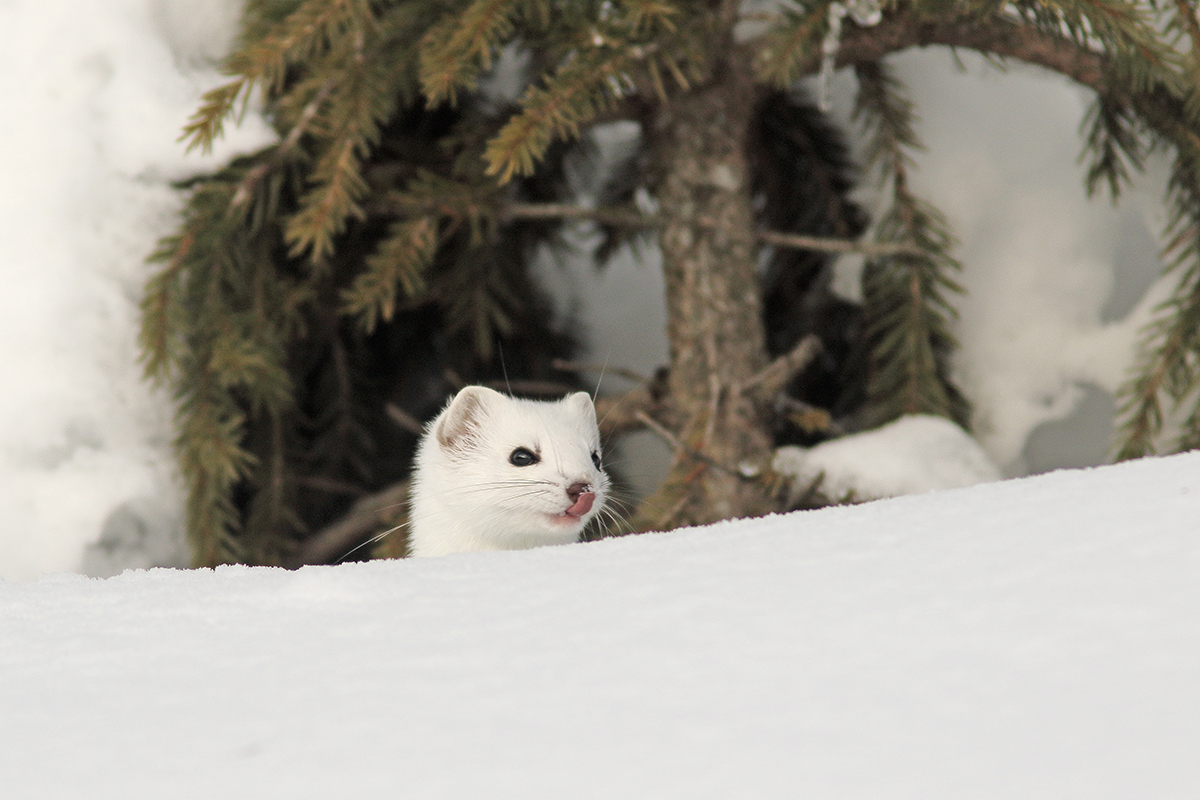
[{"left": 408, "top": 386, "right": 610, "bottom": 557}]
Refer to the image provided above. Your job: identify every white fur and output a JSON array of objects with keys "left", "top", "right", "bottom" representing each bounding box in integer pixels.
[{"left": 408, "top": 386, "right": 610, "bottom": 557}]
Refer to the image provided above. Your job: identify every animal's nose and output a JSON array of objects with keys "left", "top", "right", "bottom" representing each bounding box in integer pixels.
[{"left": 566, "top": 482, "right": 591, "bottom": 501}]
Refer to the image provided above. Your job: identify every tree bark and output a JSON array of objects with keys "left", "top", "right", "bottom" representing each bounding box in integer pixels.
[
  {"left": 627, "top": 10, "right": 1130, "bottom": 533},
  {"left": 632, "top": 54, "right": 782, "bottom": 531}
]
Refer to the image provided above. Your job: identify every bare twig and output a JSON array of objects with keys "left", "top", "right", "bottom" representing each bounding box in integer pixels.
[
  {"left": 756, "top": 229, "right": 923, "bottom": 258},
  {"left": 230, "top": 77, "right": 337, "bottom": 212},
  {"left": 501, "top": 202, "right": 649, "bottom": 228},
  {"left": 390, "top": 198, "right": 923, "bottom": 257},
  {"left": 552, "top": 359, "right": 651, "bottom": 385},
  {"left": 776, "top": 396, "right": 846, "bottom": 437},
  {"left": 634, "top": 410, "right": 746, "bottom": 479},
  {"left": 741, "top": 334, "right": 822, "bottom": 399},
  {"left": 385, "top": 403, "right": 425, "bottom": 435},
  {"left": 594, "top": 385, "right": 658, "bottom": 437},
  {"left": 286, "top": 481, "right": 410, "bottom": 567}
]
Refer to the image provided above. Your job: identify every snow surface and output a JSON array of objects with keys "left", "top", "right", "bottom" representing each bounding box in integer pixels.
[
  {"left": 2, "top": 453, "right": 1196, "bottom": 798},
  {"left": 775, "top": 414, "right": 1002, "bottom": 501}
]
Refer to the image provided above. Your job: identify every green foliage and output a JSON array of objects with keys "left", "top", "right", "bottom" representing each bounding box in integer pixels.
[
  {"left": 755, "top": 2, "right": 831, "bottom": 88},
  {"left": 141, "top": 151, "right": 310, "bottom": 563},
  {"left": 341, "top": 216, "right": 438, "bottom": 330},
  {"left": 478, "top": 1, "right": 704, "bottom": 181},
  {"left": 852, "top": 61, "right": 968, "bottom": 429},
  {"left": 1116, "top": 125, "right": 1200, "bottom": 458},
  {"left": 419, "top": 0, "right": 531, "bottom": 105},
  {"left": 1097, "top": 1, "right": 1200, "bottom": 457},
  {"left": 146, "top": 1, "right": 582, "bottom": 565},
  {"left": 1081, "top": 95, "right": 1147, "bottom": 201}
]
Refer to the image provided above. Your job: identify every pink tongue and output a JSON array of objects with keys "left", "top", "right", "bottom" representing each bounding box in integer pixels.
[{"left": 566, "top": 492, "right": 596, "bottom": 518}]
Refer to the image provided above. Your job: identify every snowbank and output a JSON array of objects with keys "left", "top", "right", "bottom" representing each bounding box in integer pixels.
[
  {"left": 0, "top": 0, "right": 272, "bottom": 580},
  {"left": 775, "top": 414, "right": 1002, "bottom": 501},
  {"left": 2, "top": 452, "right": 1196, "bottom": 798}
]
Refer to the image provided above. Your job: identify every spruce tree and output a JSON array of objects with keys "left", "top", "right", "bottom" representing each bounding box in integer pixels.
[{"left": 145, "top": 0, "right": 1200, "bottom": 565}]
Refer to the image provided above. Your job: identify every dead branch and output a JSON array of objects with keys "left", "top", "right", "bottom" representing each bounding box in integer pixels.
[
  {"left": 385, "top": 402, "right": 425, "bottom": 435},
  {"left": 776, "top": 395, "right": 847, "bottom": 437},
  {"left": 741, "top": 334, "right": 822, "bottom": 400},
  {"left": 285, "top": 481, "right": 410, "bottom": 567},
  {"left": 501, "top": 202, "right": 650, "bottom": 229},
  {"left": 756, "top": 229, "right": 923, "bottom": 258},
  {"left": 634, "top": 410, "right": 748, "bottom": 479},
  {"left": 743, "top": 10, "right": 1111, "bottom": 95},
  {"left": 504, "top": 201, "right": 922, "bottom": 256},
  {"left": 595, "top": 383, "right": 661, "bottom": 438},
  {"left": 552, "top": 358, "right": 651, "bottom": 385}
]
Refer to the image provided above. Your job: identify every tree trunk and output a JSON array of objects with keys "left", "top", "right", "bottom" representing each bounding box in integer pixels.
[{"left": 632, "top": 58, "right": 781, "bottom": 531}]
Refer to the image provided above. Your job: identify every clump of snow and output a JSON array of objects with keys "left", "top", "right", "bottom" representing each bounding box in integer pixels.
[
  {"left": 1, "top": 452, "right": 1196, "bottom": 797},
  {"left": 893, "top": 51, "right": 1171, "bottom": 472},
  {"left": 775, "top": 414, "right": 1002, "bottom": 502},
  {"left": 0, "top": 0, "right": 273, "bottom": 580},
  {"left": 818, "top": 50, "right": 1169, "bottom": 474}
]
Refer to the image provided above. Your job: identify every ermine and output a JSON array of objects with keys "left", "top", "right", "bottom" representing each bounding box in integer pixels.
[{"left": 408, "top": 385, "right": 610, "bottom": 557}]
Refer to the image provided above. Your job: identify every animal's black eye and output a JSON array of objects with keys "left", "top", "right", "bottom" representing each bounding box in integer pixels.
[
  {"left": 509, "top": 447, "right": 539, "bottom": 467},
  {"left": 591, "top": 451, "right": 602, "bottom": 470}
]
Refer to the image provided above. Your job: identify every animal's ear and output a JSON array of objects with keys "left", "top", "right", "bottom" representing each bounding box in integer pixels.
[
  {"left": 564, "top": 391, "right": 596, "bottom": 421},
  {"left": 436, "top": 386, "right": 502, "bottom": 451}
]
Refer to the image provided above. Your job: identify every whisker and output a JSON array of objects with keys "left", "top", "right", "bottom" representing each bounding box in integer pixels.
[
  {"left": 592, "top": 351, "right": 610, "bottom": 401},
  {"left": 335, "top": 521, "right": 409, "bottom": 564}
]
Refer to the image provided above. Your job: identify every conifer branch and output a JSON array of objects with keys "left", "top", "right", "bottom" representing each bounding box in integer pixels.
[
  {"left": 419, "top": 0, "right": 523, "bottom": 105},
  {"left": 746, "top": 10, "right": 1112, "bottom": 93},
  {"left": 1115, "top": 134, "right": 1200, "bottom": 456},
  {"left": 284, "top": 34, "right": 403, "bottom": 264},
  {"left": 853, "top": 60, "right": 966, "bottom": 427},
  {"left": 139, "top": 230, "right": 194, "bottom": 381},
  {"left": 1115, "top": 324, "right": 1182, "bottom": 460},
  {"left": 152, "top": 0, "right": 1200, "bottom": 565},
  {"left": 1080, "top": 95, "right": 1145, "bottom": 200},
  {"left": 229, "top": 77, "right": 338, "bottom": 216},
  {"left": 754, "top": 4, "right": 829, "bottom": 88},
  {"left": 484, "top": 14, "right": 705, "bottom": 182},
  {"left": 341, "top": 216, "right": 439, "bottom": 331},
  {"left": 181, "top": 0, "right": 373, "bottom": 152},
  {"left": 485, "top": 53, "right": 633, "bottom": 182}
]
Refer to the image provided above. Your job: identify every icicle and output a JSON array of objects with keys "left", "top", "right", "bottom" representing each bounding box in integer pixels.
[
  {"left": 817, "top": 0, "right": 884, "bottom": 112},
  {"left": 817, "top": 3, "right": 845, "bottom": 112}
]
